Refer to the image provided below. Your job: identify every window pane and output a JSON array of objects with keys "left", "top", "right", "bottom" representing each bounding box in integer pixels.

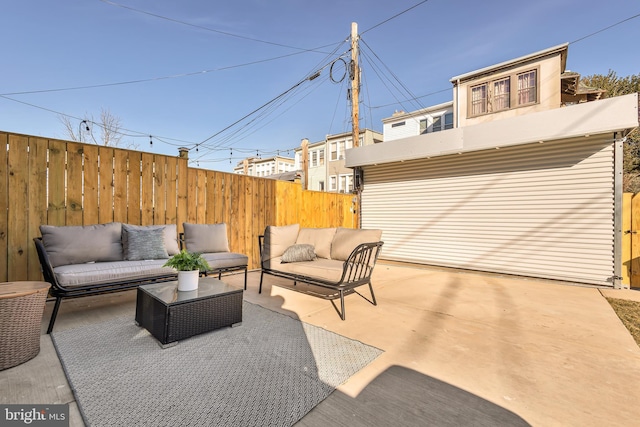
[
  {"left": 444, "top": 113, "right": 454, "bottom": 129},
  {"left": 518, "top": 70, "right": 537, "bottom": 105},
  {"left": 319, "top": 149, "right": 325, "bottom": 165},
  {"left": 493, "top": 77, "right": 510, "bottom": 111},
  {"left": 419, "top": 119, "right": 427, "bottom": 134},
  {"left": 330, "top": 142, "right": 337, "bottom": 160},
  {"left": 433, "top": 116, "right": 442, "bottom": 132},
  {"left": 471, "top": 84, "right": 487, "bottom": 115}
]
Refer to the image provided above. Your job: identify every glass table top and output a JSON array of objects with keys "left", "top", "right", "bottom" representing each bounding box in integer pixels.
[{"left": 139, "top": 277, "right": 242, "bottom": 305}]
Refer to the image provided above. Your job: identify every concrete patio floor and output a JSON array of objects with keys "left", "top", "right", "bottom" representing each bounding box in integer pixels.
[{"left": 1, "top": 263, "right": 639, "bottom": 426}]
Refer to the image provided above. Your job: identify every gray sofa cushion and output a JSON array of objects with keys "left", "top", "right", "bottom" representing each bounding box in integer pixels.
[
  {"left": 330, "top": 228, "right": 383, "bottom": 261},
  {"left": 123, "top": 227, "right": 169, "bottom": 261},
  {"left": 295, "top": 228, "right": 336, "bottom": 259},
  {"left": 200, "top": 252, "right": 248, "bottom": 270},
  {"left": 122, "top": 224, "right": 180, "bottom": 256},
  {"left": 183, "top": 223, "right": 230, "bottom": 253},
  {"left": 40, "top": 222, "right": 124, "bottom": 267},
  {"left": 281, "top": 244, "right": 317, "bottom": 263},
  {"left": 262, "top": 224, "right": 300, "bottom": 263},
  {"left": 53, "top": 259, "right": 175, "bottom": 287}
]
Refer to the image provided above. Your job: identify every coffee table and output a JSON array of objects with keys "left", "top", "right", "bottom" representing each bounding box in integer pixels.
[{"left": 135, "top": 277, "right": 243, "bottom": 348}]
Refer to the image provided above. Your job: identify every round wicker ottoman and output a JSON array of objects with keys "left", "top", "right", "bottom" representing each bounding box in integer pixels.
[{"left": 0, "top": 281, "right": 50, "bottom": 371}]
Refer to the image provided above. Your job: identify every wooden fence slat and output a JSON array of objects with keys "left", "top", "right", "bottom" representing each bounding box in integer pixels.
[
  {"left": 7, "top": 135, "right": 29, "bottom": 280},
  {"left": 48, "top": 139, "right": 66, "bottom": 226},
  {"left": 98, "top": 147, "right": 115, "bottom": 224},
  {"left": 140, "top": 153, "right": 154, "bottom": 225},
  {"left": 154, "top": 156, "right": 167, "bottom": 225},
  {"left": 630, "top": 194, "right": 640, "bottom": 289},
  {"left": 196, "top": 169, "right": 206, "bottom": 223},
  {"left": 186, "top": 168, "right": 197, "bottom": 224},
  {"left": 0, "top": 133, "right": 8, "bottom": 281},
  {"left": 128, "top": 152, "right": 142, "bottom": 224},
  {"left": 83, "top": 145, "right": 100, "bottom": 225},
  {"left": 113, "top": 149, "right": 129, "bottom": 223},
  {"left": 27, "top": 137, "right": 49, "bottom": 280},
  {"left": 165, "top": 157, "right": 178, "bottom": 226},
  {"left": 66, "top": 143, "right": 84, "bottom": 225}
]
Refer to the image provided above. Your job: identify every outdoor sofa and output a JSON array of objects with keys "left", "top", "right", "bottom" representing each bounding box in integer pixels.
[
  {"left": 259, "top": 224, "right": 384, "bottom": 320},
  {"left": 34, "top": 222, "right": 248, "bottom": 333}
]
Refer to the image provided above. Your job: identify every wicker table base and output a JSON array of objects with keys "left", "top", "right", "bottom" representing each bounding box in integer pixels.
[
  {"left": 135, "top": 277, "right": 243, "bottom": 348},
  {"left": 0, "top": 281, "right": 50, "bottom": 370}
]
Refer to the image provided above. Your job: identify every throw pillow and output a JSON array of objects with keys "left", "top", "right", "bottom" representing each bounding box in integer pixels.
[
  {"left": 124, "top": 228, "right": 169, "bottom": 260},
  {"left": 280, "top": 244, "right": 317, "bottom": 263},
  {"left": 122, "top": 224, "right": 180, "bottom": 256},
  {"left": 183, "top": 223, "right": 230, "bottom": 253}
]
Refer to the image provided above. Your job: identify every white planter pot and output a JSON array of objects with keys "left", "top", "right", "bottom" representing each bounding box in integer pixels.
[{"left": 177, "top": 270, "right": 199, "bottom": 292}]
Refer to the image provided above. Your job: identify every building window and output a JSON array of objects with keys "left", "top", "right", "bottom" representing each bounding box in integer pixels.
[
  {"left": 329, "top": 176, "right": 337, "bottom": 191},
  {"left": 310, "top": 151, "right": 317, "bottom": 167},
  {"left": 518, "top": 70, "right": 537, "bottom": 105},
  {"left": 338, "top": 140, "right": 345, "bottom": 160},
  {"left": 433, "top": 116, "right": 442, "bottom": 132},
  {"left": 319, "top": 180, "right": 325, "bottom": 191},
  {"left": 471, "top": 84, "right": 487, "bottom": 116},
  {"left": 318, "top": 149, "right": 325, "bottom": 166},
  {"left": 493, "top": 77, "right": 510, "bottom": 111},
  {"left": 468, "top": 68, "right": 538, "bottom": 117},
  {"left": 330, "top": 142, "right": 338, "bottom": 161},
  {"left": 419, "top": 119, "right": 428, "bottom": 134},
  {"left": 391, "top": 121, "right": 406, "bottom": 127},
  {"left": 444, "top": 112, "right": 454, "bottom": 129},
  {"left": 338, "top": 174, "right": 354, "bottom": 193}
]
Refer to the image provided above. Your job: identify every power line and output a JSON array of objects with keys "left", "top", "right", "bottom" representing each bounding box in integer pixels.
[
  {"left": 98, "top": 0, "right": 337, "bottom": 54},
  {"left": 570, "top": 11, "right": 640, "bottom": 44},
  {"left": 361, "top": 0, "right": 431, "bottom": 35},
  {"left": 0, "top": 50, "right": 330, "bottom": 96}
]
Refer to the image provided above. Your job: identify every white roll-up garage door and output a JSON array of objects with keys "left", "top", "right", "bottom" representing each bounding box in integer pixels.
[{"left": 360, "top": 135, "right": 616, "bottom": 286}]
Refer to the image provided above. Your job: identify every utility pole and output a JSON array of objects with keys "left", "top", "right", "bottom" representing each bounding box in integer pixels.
[
  {"left": 301, "top": 138, "right": 309, "bottom": 190},
  {"left": 350, "top": 22, "right": 360, "bottom": 148},
  {"left": 350, "top": 22, "right": 361, "bottom": 229}
]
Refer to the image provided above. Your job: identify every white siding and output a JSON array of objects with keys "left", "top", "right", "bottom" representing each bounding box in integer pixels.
[{"left": 361, "top": 135, "right": 615, "bottom": 286}]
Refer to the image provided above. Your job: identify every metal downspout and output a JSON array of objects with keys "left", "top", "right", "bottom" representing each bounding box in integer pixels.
[{"left": 613, "top": 134, "right": 626, "bottom": 289}]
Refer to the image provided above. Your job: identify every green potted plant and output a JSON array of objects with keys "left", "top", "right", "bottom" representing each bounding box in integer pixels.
[{"left": 163, "top": 249, "right": 211, "bottom": 291}]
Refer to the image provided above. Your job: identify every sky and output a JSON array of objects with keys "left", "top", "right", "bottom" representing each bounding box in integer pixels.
[{"left": 1, "top": 0, "right": 639, "bottom": 173}]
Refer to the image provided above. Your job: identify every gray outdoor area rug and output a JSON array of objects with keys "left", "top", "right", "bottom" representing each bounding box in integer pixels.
[{"left": 51, "top": 301, "right": 383, "bottom": 427}]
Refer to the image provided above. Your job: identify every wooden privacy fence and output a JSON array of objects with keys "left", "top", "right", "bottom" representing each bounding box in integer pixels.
[
  {"left": 0, "top": 132, "right": 358, "bottom": 282},
  {"left": 623, "top": 193, "right": 640, "bottom": 288}
]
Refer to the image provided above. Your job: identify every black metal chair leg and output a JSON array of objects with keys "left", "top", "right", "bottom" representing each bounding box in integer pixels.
[
  {"left": 47, "top": 297, "right": 62, "bottom": 334},
  {"left": 259, "top": 270, "right": 264, "bottom": 294},
  {"left": 369, "top": 282, "right": 377, "bottom": 306}
]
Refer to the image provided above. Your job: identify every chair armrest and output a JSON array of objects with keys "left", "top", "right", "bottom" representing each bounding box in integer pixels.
[
  {"left": 33, "top": 237, "right": 62, "bottom": 290},
  {"left": 340, "top": 241, "right": 384, "bottom": 285}
]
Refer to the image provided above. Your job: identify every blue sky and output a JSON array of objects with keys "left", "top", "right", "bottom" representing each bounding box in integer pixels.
[{"left": 2, "top": 0, "right": 639, "bottom": 172}]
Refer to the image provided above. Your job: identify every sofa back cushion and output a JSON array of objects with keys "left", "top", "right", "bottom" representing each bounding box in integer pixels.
[
  {"left": 183, "top": 223, "right": 230, "bottom": 253},
  {"left": 262, "top": 224, "right": 300, "bottom": 262},
  {"left": 330, "top": 228, "right": 383, "bottom": 261},
  {"left": 122, "top": 224, "right": 180, "bottom": 256},
  {"left": 295, "top": 228, "right": 336, "bottom": 259},
  {"left": 40, "top": 222, "right": 124, "bottom": 267}
]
